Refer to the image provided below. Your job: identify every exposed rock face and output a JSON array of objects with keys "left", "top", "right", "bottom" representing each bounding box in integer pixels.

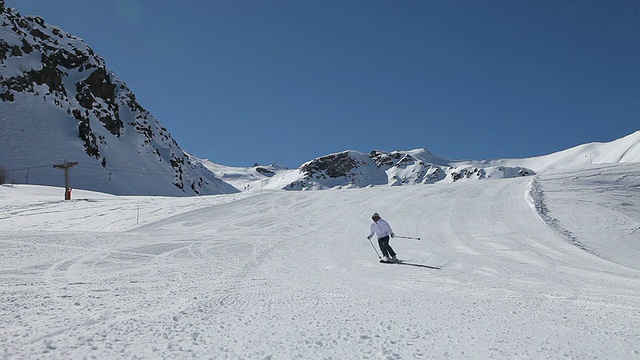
[
  {"left": 301, "top": 152, "right": 361, "bottom": 179},
  {"left": 286, "top": 151, "right": 387, "bottom": 190},
  {"left": 255, "top": 167, "right": 275, "bottom": 177},
  {"left": 370, "top": 150, "right": 411, "bottom": 168},
  {"left": 0, "top": 7, "right": 237, "bottom": 196}
]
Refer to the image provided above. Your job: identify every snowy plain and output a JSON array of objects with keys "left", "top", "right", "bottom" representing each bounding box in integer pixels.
[{"left": 1, "top": 163, "right": 639, "bottom": 359}]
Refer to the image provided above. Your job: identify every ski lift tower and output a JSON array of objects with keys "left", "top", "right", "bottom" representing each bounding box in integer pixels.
[{"left": 53, "top": 161, "right": 78, "bottom": 200}]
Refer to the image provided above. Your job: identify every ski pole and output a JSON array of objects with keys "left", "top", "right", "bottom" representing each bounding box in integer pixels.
[
  {"left": 366, "top": 237, "right": 381, "bottom": 258},
  {"left": 395, "top": 235, "right": 421, "bottom": 240}
]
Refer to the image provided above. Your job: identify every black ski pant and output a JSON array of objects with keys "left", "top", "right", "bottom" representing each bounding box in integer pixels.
[{"left": 378, "top": 236, "right": 396, "bottom": 258}]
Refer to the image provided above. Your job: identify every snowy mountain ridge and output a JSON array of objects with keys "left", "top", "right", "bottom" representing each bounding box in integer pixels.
[
  {"left": 0, "top": 6, "right": 237, "bottom": 196},
  {"left": 491, "top": 130, "right": 640, "bottom": 172},
  {"left": 208, "top": 131, "right": 640, "bottom": 191}
]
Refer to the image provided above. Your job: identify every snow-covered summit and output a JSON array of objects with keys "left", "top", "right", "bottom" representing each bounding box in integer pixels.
[
  {"left": 494, "top": 130, "right": 640, "bottom": 172},
  {"left": 0, "top": 6, "right": 237, "bottom": 196},
  {"left": 209, "top": 148, "right": 535, "bottom": 191}
]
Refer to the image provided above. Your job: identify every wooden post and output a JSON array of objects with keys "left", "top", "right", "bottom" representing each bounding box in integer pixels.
[{"left": 53, "top": 161, "right": 78, "bottom": 200}]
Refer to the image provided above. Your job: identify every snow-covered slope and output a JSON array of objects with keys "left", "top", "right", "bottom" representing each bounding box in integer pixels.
[
  {"left": 529, "top": 163, "right": 640, "bottom": 269},
  {"left": 1, "top": 163, "right": 638, "bottom": 358},
  {"left": 0, "top": 6, "right": 236, "bottom": 196},
  {"left": 199, "top": 159, "right": 289, "bottom": 192},
  {"left": 493, "top": 130, "right": 640, "bottom": 172}
]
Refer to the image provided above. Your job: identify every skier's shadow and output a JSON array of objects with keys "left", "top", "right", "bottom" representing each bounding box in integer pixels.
[
  {"left": 398, "top": 262, "right": 441, "bottom": 270},
  {"left": 383, "top": 261, "right": 441, "bottom": 270}
]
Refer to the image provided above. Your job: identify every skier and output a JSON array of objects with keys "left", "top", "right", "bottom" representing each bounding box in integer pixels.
[{"left": 367, "top": 212, "right": 397, "bottom": 262}]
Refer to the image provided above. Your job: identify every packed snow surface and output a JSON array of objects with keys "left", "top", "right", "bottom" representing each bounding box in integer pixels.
[{"left": 1, "top": 164, "right": 639, "bottom": 359}]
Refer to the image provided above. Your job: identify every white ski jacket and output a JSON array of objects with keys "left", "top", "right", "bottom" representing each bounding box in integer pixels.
[{"left": 369, "top": 218, "right": 394, "bottom": 239}]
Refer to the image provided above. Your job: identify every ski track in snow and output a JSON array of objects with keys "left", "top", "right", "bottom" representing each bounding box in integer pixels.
[{"left": 1, "top": 165, "right": 639, "bottom": 359}]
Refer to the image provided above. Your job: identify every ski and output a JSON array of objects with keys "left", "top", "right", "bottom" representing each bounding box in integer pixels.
[{"left": 380, "top": 259, "right": 402, "bottom": 264}]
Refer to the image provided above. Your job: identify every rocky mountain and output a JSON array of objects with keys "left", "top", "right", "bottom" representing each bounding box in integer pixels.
[
  {"left": 274, "top": 149, "right": 534, "bottom": 190},
  {"left": 204, "top": 148, "right": 535, "bottom": 191},
  {"left": 0, "top": 5, "right": 237, "bottom": 196}
]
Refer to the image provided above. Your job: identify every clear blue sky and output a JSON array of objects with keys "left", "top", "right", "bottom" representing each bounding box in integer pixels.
[{"left": 7, "top": 0, "right": 640, "bottom": 167}]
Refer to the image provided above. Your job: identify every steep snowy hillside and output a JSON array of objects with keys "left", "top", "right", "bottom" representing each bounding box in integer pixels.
[{"left": 0, "top": 6, "right": 236, "bottom": 196}]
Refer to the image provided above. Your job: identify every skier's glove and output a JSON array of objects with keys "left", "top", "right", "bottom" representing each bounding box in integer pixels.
[
  {"left": 391, "top": 233, "right": 395, "bottom": 238},
  {"left": 367, "top": 235, "right": 371, "bottom": 240}
]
